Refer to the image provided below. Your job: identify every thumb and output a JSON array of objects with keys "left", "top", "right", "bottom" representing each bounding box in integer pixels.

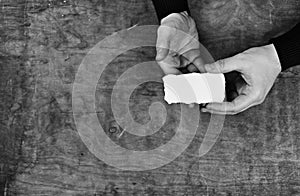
[{"left": 204, "top": 57, "right": 238, "bottom": 73}]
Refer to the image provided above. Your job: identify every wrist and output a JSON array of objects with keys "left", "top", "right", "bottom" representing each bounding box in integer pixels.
[
  {"left": 265, "top": 44, "right": 282, "bottom": 73},
  {"left": 161, "top": 11, "right": 189, "bottom": 25}
]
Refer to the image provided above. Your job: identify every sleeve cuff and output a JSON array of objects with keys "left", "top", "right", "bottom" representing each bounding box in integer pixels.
[
  {"left": 151, "top": 0, "right": 190, "bottom": 21},
  {"left": 270, "top": 23, "right": 300, "bottom": 71}
]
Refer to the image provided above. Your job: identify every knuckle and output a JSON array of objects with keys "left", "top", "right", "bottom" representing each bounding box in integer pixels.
[
  {"left": 251, "top": 91, "right": 265, "bottom": 106},
  {"left": 259, "top": 94, "right": 266, "bottom": 103},
  {"left": 257, "top": 95, "right": 266, "bottom": 104},
  {"left": 217, "top": 59, "right": 226, "bottom": 71}
]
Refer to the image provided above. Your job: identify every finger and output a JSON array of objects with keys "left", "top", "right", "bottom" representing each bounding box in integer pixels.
[
  {"left": 179, "top": 55, "right": 200, "bottom": 72},
  {"left": 182, "top": 49, "right": 206, "bottom": 72},
  {"left": 226, "top": 90, "right": 238, "bottom": 102},
  {"left": 181, "top": 51, "right": 205, "bottom": 73},
  {"left": 201, "top": 108, "right": 230, "bottom": 115},
  {"left": 180, "top": 55, "right": 191, "bottom": 68},
  {"left": 178, "top": 35, "right": 199, "bottom": 55},
  {"left": 158, "top": 56, "right": 181, "bottom": 75},
  {"left": 156, "top": 47, "right": 169, "bottom": 61},
  {"left": 204, "top": 93, "right": 256, "bottom": 114},
  {"left": 159, "top": 65, "right": 181, "bottom": 75},
  {"left": 193, "top": 61, "right": 206, "bottom": 73},
  {"left": 187, "top": 64, "right": 199, "bottom": 72},
  {"left": 159, "top": 53, "right": 180, "bottom": 66},
  {"left": 204, "top": 57, "right": 240, "bottom": 74},
  {"left": 156, "top": 27, "right": 171, "bottom": 61}
]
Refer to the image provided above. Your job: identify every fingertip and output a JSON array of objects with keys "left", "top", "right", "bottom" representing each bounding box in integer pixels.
[
  {"left": 204, "top": 103, "right": 212, "bottom": 110},
  {"left": 193, "top": 56, "right": 204, "bottom": 66},
  {"left": 195, "top": 64, "right": 206, "bottom": 73},
  {"left": 201, "top": 108, "right": 208, "bottom": 113},
  {"left": 187, "top": 64, "right": 198, "bottom": 72},
  {"left": 205, "top": 102, "right": 223, "bottom": 111}
]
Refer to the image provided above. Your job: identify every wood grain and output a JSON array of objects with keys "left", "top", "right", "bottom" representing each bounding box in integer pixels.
[{"left": 0, "top": 0, "right": 300, "bottom": 195}]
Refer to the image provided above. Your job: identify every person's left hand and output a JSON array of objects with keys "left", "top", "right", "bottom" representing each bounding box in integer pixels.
[
  {"left": 196, "top": 44, "right": 282, "bottom": 115},
  {"left": 156, "top": 11, "right": 205, "bottom": 75}
]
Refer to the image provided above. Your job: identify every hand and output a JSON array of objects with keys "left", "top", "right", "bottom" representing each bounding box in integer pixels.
[
  {"left": 156, "top": 11, "right": 205, "bottom": 75},
  {"left": 199, "top": 44, "right": 282, "bottom": 115}
]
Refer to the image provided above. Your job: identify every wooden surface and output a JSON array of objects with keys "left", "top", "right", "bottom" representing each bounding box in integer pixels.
[{"left": 0, "top": 0, "right": 300, "bottom": 195}]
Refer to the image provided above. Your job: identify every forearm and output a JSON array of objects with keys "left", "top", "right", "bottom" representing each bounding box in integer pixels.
[
  {"left": 151, "top": 0, "right": 190, "bottom": 21},
  {"left": 270, "top": 23, "right": 300, "bottom": 71}
]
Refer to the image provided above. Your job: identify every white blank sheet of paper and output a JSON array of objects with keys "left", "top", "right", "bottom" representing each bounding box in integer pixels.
[{"left": 163, "top": 73, "right": 225, "bottom": 104}]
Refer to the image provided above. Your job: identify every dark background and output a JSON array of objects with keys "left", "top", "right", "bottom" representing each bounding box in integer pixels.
[{"left": 0, "top": 0, "right": 300, "bottom": 195}]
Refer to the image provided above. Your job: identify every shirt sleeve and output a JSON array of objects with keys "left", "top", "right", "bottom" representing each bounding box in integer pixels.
[
  {"left": 270, "top": 23, "right": 300, "bottom": 71},
  {"left": 151, "top": 0, "right": 190, "bottom": 21}
]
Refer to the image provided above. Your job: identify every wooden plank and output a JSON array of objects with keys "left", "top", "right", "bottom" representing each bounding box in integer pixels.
[{"left": 0, "top": 0, "right": 300, "bottom": 195}]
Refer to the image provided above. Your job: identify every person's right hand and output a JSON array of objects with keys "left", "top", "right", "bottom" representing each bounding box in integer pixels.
[
  {"left": 199, "top": 44, "right": 282, "bottom": 115},
  {"left": 156, "top": 11, "right": 205, "bottom": 75}
]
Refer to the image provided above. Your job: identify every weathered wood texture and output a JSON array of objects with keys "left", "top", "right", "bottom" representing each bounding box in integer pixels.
[{"left": 0, "top": 0, "right": 300, "bottom": 195}]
